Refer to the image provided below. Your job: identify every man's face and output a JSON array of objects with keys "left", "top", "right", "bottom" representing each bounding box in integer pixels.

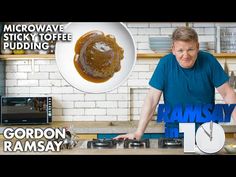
[{"left": 172, "top": 40, "right": 199, "bottom": 69}]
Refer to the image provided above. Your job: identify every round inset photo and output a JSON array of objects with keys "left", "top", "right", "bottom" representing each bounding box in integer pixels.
[{"left": 55, "top": 22, "right": 136, "bottom": 93}]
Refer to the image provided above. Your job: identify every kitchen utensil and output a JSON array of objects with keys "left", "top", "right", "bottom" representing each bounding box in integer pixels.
[
  {"left": 234, "top": 77, "right": 236, "bottom": 89},
  {"left": 224, "top": 60, "right": 229, "bottom": 76},
  {"left": 229, "top": 71, "right": 235, "bottom": 88}
]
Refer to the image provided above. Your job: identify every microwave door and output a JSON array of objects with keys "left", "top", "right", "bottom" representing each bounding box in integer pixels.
[{"left": 1, "top": 97, "right": 52, "bottom": 124}]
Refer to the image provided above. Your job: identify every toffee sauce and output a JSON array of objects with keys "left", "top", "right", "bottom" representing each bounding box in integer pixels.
[{"left": 74, "top": 30, "right": 124, "bottom": 83}]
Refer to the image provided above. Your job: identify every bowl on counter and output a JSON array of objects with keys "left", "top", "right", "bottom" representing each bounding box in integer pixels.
[{"left": 224, "top": 144, "right": 236, "bottom": 154}]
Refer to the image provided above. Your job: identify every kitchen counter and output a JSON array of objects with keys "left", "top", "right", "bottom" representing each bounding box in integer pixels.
[
  {"left": 1, "top": 121, "right": 235, "bottom": 155},
  {"left": 0, "top": 121, "right": 235, "bottom": 134},
  {"left": 0, "top": 138, "right": 235, "bottom": 155}
]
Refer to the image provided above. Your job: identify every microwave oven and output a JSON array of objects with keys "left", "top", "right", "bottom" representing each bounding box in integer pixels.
[{"left": 0, "top": 96, "right": 52, "bottom": 125}]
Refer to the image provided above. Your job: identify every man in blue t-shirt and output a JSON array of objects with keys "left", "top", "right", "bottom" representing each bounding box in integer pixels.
[{"left": 115, "top": 26, "right": 236, "bottom": 140}]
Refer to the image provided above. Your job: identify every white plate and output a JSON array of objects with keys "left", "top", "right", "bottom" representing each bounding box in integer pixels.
[{"left": 55, "top": 22, "right": 136, "bottom": 93}]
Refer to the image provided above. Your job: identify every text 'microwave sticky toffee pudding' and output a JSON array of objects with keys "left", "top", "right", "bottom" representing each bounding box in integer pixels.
[{"left": 74, "top": 30, "right": 124, "bottom": 83}]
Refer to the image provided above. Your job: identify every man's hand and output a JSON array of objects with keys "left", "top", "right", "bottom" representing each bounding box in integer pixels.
[{"left": 113, "top": 132, "right": 142, "bottom": 140}]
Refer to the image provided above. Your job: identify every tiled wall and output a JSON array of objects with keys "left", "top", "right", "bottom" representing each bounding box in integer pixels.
[{"left": 4, "top": 22, "right": 236, "bottom": 124}]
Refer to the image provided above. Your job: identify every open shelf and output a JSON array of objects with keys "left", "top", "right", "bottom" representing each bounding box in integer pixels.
[
  {"left": 0, "top": 54, "right": 55, "bottom": 60},
  {"left": 1, "top": 53, "right": 236, "bottom": 60},
  {"left": 137, "top": 53, "right": 236, "bottom": 59}
]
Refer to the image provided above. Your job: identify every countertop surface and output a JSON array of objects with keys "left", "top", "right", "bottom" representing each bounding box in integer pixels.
[
  {"left": 0, "top": 121, "right": 235, "bottom": 134},
  {"left": 1, "top": 121, "right": 235, "bottom": 155},
  {"left": 0, "top": 138, "right": 235, "bottom": 155}
]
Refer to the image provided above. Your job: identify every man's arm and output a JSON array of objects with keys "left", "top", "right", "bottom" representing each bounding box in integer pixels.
[
  {"left": 135, "top": 87, "right": 162, "bottom": 139},
  {"left": 114, "top": 87, "right": 162, "bottom": 140},
  {"left": 217, "top": 82, "right": 236, "bottom": 121}
]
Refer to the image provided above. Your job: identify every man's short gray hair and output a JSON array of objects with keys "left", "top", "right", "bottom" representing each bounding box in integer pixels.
[{"left": 172, "top": 26, "right": 198, "bottom": 43}]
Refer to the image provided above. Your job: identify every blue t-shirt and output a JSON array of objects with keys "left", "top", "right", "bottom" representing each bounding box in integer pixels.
[
  {"left": 149, "top": 51, "right": 229, "bottom": 138},
  {"left": 149, "top": 51, "right": 229, "bottom": 107}
]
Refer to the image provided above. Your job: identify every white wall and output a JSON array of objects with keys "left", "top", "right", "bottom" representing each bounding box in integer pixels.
[{"left": 4, "top": 22, "right": 236, "bottom": 124}]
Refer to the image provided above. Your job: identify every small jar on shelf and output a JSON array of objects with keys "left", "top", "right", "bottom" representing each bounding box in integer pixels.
[
  {"left": 48, "top": 40, "right": 56, "bottom": 54},
  {"left": 13, "top": 49, "right": 25, "bottom": 55}
]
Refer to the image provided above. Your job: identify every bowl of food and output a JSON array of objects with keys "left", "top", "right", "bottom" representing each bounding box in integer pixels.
[
  {"left": 224, "top": 144, "right": 236, "bottom": 154},
  {"left": 55, "top": 22, "right": 136, "bottom": 93}
]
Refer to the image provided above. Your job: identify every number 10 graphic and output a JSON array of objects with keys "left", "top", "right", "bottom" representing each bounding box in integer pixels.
[{"left": 179, "top": 122, "right": 225, "bottom": 154}]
